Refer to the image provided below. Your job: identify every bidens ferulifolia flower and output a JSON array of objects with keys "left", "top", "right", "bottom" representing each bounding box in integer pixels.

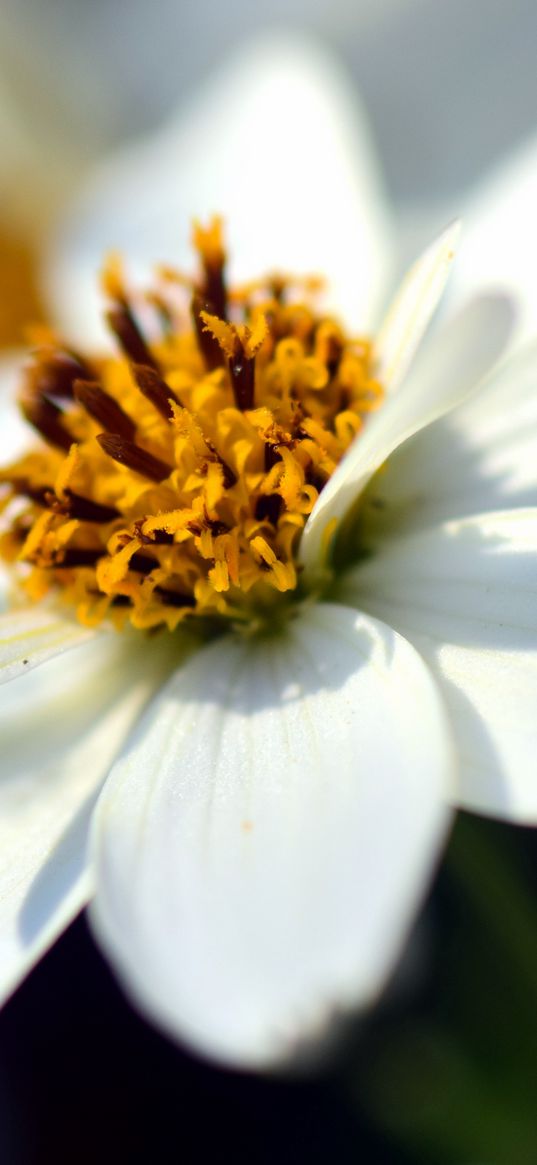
[{"left": 0, "top": 208, "right": 519, "bottom": 1067}]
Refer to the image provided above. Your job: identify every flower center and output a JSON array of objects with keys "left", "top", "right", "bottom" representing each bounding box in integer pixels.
[{"left": 0, "top": 219, "right": 383, "bottom": 632}]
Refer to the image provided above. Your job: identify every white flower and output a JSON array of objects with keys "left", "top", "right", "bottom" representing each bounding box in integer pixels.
[
  {"left": 0, "top": 37, "right": 534, "bottom": 1070},
  {"left": 449, "top": 130, "right": 537, "bottom": 352}
]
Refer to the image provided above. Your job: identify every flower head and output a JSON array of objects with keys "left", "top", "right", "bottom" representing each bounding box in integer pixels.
[
  {"left": 0, "top": 204, "right": 519, "bottom": 1067},
  {"left": 1, "top": 39, "right": 535, "bottom": 1072},
  {"left": 0, "top": 220, "right": 383, "bottom": 634}
]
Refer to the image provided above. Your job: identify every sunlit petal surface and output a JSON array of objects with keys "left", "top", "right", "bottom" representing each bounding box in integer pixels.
[
  {"left": 336, "top": 510, "right": 537, "bottom": 822},
  {"left": 91, "top": 602, "right": 452, "bottom": 1068},
  {"left": 359, "top": 340, "right": 537, "bottom": 538},
  {"left": 450, "top": 133, "right": 537, "bottom": 350},
  {"left": 300, "top": 294, "right": 514, "bottom": 577}
]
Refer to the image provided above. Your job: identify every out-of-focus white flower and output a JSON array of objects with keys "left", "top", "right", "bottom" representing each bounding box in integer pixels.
[
  {"left": 4, "top": 0, "right": 537, "bottom": 204},
  {"left": 0, "top": 37, "right": 535, "bottom": 1070},
  {"left": 42, "top": 35, "right": 393, "bottom": 349},
  {"left": 449, "top": 133, "right": 537, "bottom": 351}
]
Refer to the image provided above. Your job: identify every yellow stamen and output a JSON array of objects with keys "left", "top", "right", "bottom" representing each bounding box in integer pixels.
[{"left": 0, "top": 223, "right": 384, "bottom": 631}]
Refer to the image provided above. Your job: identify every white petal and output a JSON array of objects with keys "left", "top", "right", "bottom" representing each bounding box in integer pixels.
[
  {"left": 360, "top": 340, "right": 537, "bottom": 539},
  {"left": 44, "top": 33, "right": 392, "bottom": 348},
  {"left": 300, "top": 293, "right": 515, "bottom": 579},
  {"left": 336, "top": 510, "right": 537, "bottom": 823},
  {"left": 91, "top": 602, "right": 452, "bottom": 1068},
  {"left": 374, "top": 220, "right": 460, "bottom": 395},
  {"left": 450, "top": 133, "right": 537, "bottom": 350},
  {"left": 0, "top": 605, "right": 94, "bottom": 684},
  {"left": 0, "top": 351, "right": 32, "bottom": 464},
  {"left": 0, "top": 632, "right": 171, "bottom": 1005}
]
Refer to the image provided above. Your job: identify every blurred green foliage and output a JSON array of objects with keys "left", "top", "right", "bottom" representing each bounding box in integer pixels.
[{"left": 346, "top": 814, "right": 537, "bottom": 1164}]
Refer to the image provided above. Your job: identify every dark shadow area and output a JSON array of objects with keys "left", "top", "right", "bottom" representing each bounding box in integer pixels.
[
  {"left": 2, "top": 815, "right": 537, "bottom": 1164},
  {"left": 344, "top": 814, "right": 537, "bottom": 1165},
  {"left": 0, "top": 914, "right": 401, "bottom": 1165}
]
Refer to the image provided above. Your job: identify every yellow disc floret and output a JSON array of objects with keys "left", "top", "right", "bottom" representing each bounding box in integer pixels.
[{"left": 0, "top": 220, "right": 383, "bottom": 632}]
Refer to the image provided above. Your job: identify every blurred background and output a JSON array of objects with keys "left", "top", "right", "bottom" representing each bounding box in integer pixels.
[
  {"left": 2, "top": 1, "right": 537, "bottom": 1161},
  {"left": 2, "top": 0, "right": 537, "bottom": 340},
  {"left": 3, "top": 0, "right": 537, "bottom": 343},
  {"left": 3, "top": 0, "right": 537, "bottom": 202}
]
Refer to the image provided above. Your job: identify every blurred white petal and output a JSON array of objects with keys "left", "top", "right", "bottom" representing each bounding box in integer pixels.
[
  {"left": 0, "top": 633, "right": 169, "bottom": 1005},
  {"left": 336, "top": 509, "right": 537, "bottom": 823},
  {"left": 0, "top": 606, "right": 94, "bottom": 684},
  {"left": 451, "top": 133, "right": 537, "bottom": 349},
  {"left": 300, "top": 293, "right": 514, "bottom": 577},
  {"left": 0, "top": 352, "right": 32, "bottom": 462},
  {"left": 360, "top": 340, "right": 537, "bottom": 539},
  {"left": 374, "top": 220, "right": 460, "bottom": 394},
  {"left": 44, "top": 34, "right": 392, "bottom": 348}
]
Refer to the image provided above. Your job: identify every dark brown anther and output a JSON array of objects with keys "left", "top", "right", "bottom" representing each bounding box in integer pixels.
[
  {"left": 191, "top": 293, "right": 224, "bottom": 371},
  {"left": 133, "top": 520, "right": 174, "bottom": 545},
  {"left": 270, "top": 275, "right": 287, "bottom": 304},
  {"left": 131, "top": 364, "right": 181, "bottom": 419},
  {"left": 30, "top": 350, "right": 94, "bottom": 399},
  {"left": 205, "top": 268, "right": 227, "bottom": 322},
  {"left": 314, "top": 327, "right": 343, "bottom": 378},
  {"left": 326, "top": 340, "right": 343, "bottom": 378},
  {"left": 337, "top": 387, "right": 350, "bottom": 413},
  {"left": 97, "top": 433, "right": 172, "bottom": 482},
  {"left": 203, "top": 438, "right": 237, "bottom": 488},
  {"left": 106, "top": 305, "right": 160, "bottom": 371},
  {"left": 8, "top": 478, "right": 52, "bottom": 506},
  {"left": 154, "top": 586, "right": 196, "bottom": 608},
  {"left": 199, "top": 252, "right": 227, "bottom": 322},
  {"left": 229, "top": 351, "right": 255, "bottom": 411},
  {"left": 20, "top": 394, "right": 73, "bottom": 452},
  {"left": 74, "top": 380, "right": 136, "bottom": 441},
  {"left": 255, "top": 494, "right": 283, "bottom": 524},
  {"left": 264, "top": 442, "right": 282, "bottom": 472},
  {"left": 46, "top": 489, "right": 120, "bottom": 524},
  {"left": 206, "top": 518, "right": 230, "bottom": 536},
  {"left": 55, "top": 548, "right": 103, "bottom": 568},
  {"left": 194, "top": 219, "right": 228, "bottom": 320},
  {"left": 129, "top": 552, "right": 159, "bottom": 575},
  {"left": 308, "top": 470, "right": 327, "bottom": 494}
]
